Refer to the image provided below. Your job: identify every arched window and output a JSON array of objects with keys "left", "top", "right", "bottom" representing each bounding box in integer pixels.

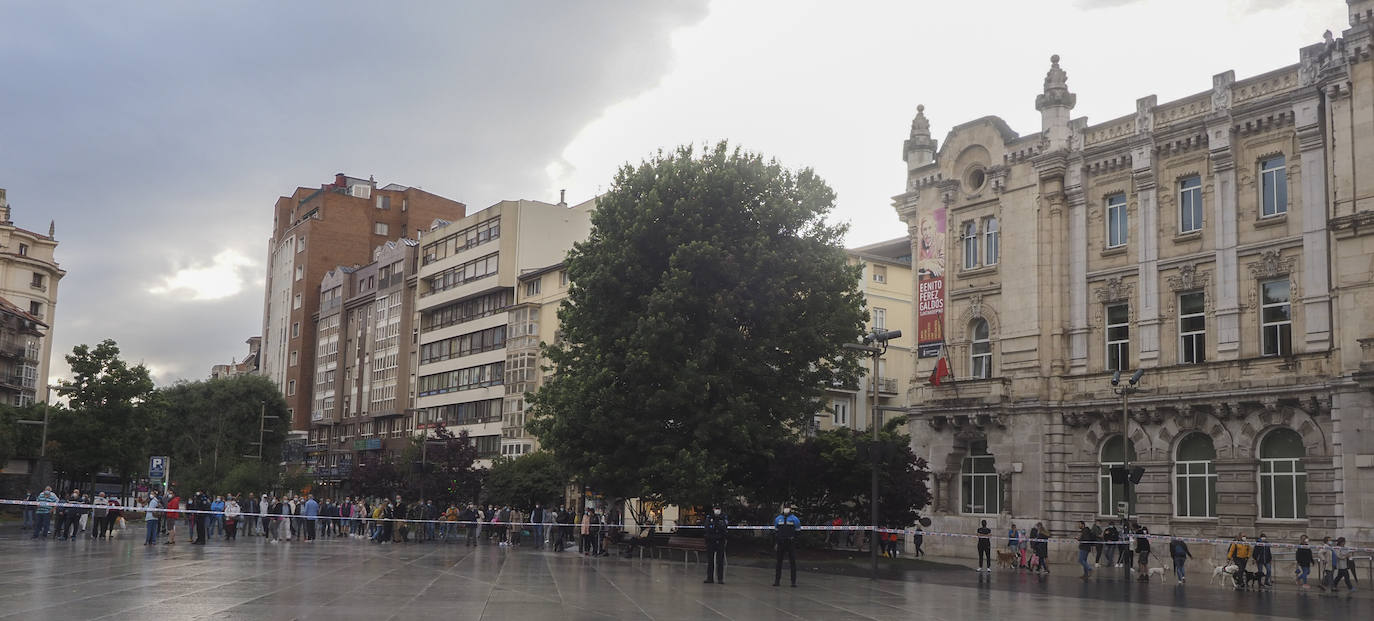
[
  {"left": 1174, "top": 433, "right": 1217, "bottom": 518},
  {"left": 970, "top": 319, "right": 991, "bottom": 379},
  {"left": 961, "top": 443, "right": 1000, "bottom": 515},
  {"left": 962, "top": 221, "right": 979, "bottom": 269},
  {"left": 1099, "top": 435, "right": 1137, "bottom": 516},
  {"left": 1259, "top": 428, "right": 1307, "bottom": 519}
]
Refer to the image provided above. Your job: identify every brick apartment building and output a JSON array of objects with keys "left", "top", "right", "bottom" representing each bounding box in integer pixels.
[{"left": 259, "top": 174, "right": 464, "bottom": 432}]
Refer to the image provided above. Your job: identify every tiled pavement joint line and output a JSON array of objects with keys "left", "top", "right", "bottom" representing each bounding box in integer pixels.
[
  {"left": 631, "top": 557, "right": 808, "bottom": 620},
  {"left": 0, "top": 556, "right": 242, "bottom": 619},
  {"left": 474, "top": 543, "right": 514, "bottom": 620},
  {"left": 588, "top": 556, "right": 658, "bottom": 620}
]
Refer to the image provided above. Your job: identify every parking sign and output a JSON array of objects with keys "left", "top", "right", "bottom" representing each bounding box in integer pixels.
[{"left": 149, "top": 456, "right": 167, "bottom": 480}]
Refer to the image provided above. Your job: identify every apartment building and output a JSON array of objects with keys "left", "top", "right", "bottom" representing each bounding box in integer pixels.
[
  {"left": 259, "top": 174, "right": 464, "bottom": 432},
  {"left": 895, "top": 0, "right": 1374, "bottom": 553},
  {"left": 414, "top": 198, "right": 593, "bottom": 466},
  {"left": 0, "top": 188, "right": 63, "bottom": 399},
  {"left": 505, "top": 262, "right": 576, "bottom": 457}
]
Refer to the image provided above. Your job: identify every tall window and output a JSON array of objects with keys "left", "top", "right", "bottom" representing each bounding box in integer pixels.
[
  {"left": 872, "top": 264, "right": 887, "bottom": 283},
  {"left": 1179, "top": 292, "right": 1206, "bottom": 364},
  {"left": 962, "top": 221, "right": 979, "bottom": 269},
  {"left": 1106, "top": 194, "right": 1128, "bottom": 248},
  {"left": 1260, "top": 155, "right": 1287, "bottom": 217},
  {"left": 1261, "top": 280, "right": 1291, "bottom": 357},
  {"left": 832, "top": 400, "right": 849, "bottom": 426},
  {"left": 374, "top": 222, "right": 389, "bottom": 236},
  {"left": 1174, "top": 433, "right": 1217, "bottom": 518},
  {"left": 1099, "top": 435, "right": 1138, "bottom": 516},
  {"left": 873, "top": 307, "right": 887, "bottom": 331},
  {"left": 1259, "top": 428, "right": 1307, "bottom": 519},
  {"left": 970, "top": 318, "right": 991, "bottom": 379},
  {"left": 1106, "top": 303, "right": 1129, "bottom": 371},
  {"left": 1179, "top": 176, "right": 1202, "bottom": 233},
  {"left": 525, "top": 279, "right": 541, "bottom": 297},
  {"left": 984, "top": 217, "right": 1000, "bottom": 265},
  {"left": 961, "top": 444, "right": 1000, "bottom": 515}
]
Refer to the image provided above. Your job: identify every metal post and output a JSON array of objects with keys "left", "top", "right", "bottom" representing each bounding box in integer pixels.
[
  {"left": 40, "top": 385, "right": 49, "bottom": 458},
  {"left": 1120, "top": 388, "right": 1130, "bottom": 582},
  {"left": 870, "top": 345, "right": 880, "bottom": 580}
]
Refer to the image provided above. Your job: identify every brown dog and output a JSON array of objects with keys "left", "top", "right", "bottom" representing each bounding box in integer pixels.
[{"left": 996, "top": 550, "right": 1017, "bottom": 569}]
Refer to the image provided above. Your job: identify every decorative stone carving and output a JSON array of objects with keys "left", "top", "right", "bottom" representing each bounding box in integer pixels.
[
  {"left": 1246, "top": 249, "right": 1297, "bottom": 278},
  {"left": 1094, "top": 277, "right": 1134, "bottom": 304},
  {"left": 1135, "top": 95, "right": 1156, "bottom": 134},
  {"left": 1062, "top": 411, "right": 1095, "bottom": 427},
  {"left": 1211, "top": 71, "right": 1234, "bottom": 112},
  {"left": 1167, "top": 263, "right": 1211, "bottom": 292},
  {"left": 1035, "top": 55, "right": 1077, "bottom": 111}
]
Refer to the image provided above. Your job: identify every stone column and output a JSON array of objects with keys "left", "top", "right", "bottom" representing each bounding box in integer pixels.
[
  {"left": 1293, "top": 94, "right": 1332, "bottom": 352},
  {"left": 1067, "top": 163, "right": 1090, "bottom": 374},
  {"left": 934, "top": 471, "right": 955, "bottom": 514},
  {"left": 1208, "top": 73, "right": 1240, "bottom": 360}
]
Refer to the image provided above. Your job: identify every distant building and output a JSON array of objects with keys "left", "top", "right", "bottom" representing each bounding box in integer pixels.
[
  {"left": 413, "top": 198, "right": 594, "bottom": 466},
  {"left": 0, "top": 188, "right": 63, "bottom": 401},
  {"left": 506, "top": 261, "right": 575, "bottom": 457},
  {"left": 0, "top": 296, "right": 46, "bottom": 408},
  {"left": 258, "top": 174, "right": 465, "bottom": 432},
  {"left": 210, "top": 336, "right": 260, "bottom": 380},
  {"left": 816, "top": 238, "right": 914, "bottom": 435}
]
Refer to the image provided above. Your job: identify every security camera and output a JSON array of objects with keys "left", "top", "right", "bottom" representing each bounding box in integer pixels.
[
  {"left": 1111, "top": 370, "right": 1121, "bottom": 386},
  {"left": 1129, "top": 369, "right": 1145, "bottom": 386}
]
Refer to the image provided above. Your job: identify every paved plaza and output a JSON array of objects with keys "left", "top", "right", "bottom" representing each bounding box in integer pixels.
[{"left": 0, "top": 532, "right": 1366, "bottom": 620}]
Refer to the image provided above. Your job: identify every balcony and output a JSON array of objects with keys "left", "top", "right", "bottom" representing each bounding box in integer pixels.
[{"left": 869, "top": 376, "right": 899, "bottom": 395}]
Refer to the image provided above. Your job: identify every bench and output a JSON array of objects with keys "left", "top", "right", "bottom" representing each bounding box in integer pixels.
[{"left": 658, "top": 535, "right": 707, "bottom": 564}]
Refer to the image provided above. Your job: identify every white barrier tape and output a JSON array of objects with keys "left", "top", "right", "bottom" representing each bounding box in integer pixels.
[{"left": 5, "top": 499, "right": 1369, "bottom": 554}]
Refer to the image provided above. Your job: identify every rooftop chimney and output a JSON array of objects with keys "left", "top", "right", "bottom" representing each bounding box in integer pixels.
[
  {"left": 335, "top": 173, "right": 346, "bottom": 188},
  {"left": 558, "top": 189, "right": 567, "bottom": 207}
]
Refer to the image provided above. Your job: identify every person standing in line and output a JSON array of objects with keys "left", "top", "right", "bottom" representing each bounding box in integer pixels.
[
  {"left": 92, "top": 492, "right": 110, "bottom": 539},
  {"left": 209, "top": 496, "right": 225, "bottom": 538},
  {"left": 224, "top": 496, "right": 241, "bottom": 541},
  {"left": 60, "top": 488, "right": 82, "bottom": 540},
  {"left": 975, "top": 520, "right": 992, "bottom": 573},
  {"left": 105, "top": 496, "right": 122, "bottom": 538},
  {"left": 164, "top": 492, "right": 181, "bottom": 545},
  {"left": 772, "top": 504, "right": 801, "bottom": 587},
  {"left": 1101, "top": 522, "right": 1120, "bottom": 567},
  {"left": 1133, "top": 523, "right": 1152, "bottom": 582},
  {"left": 21, "top": 490, "right": 35, "bottom": 532},
  {"left": 1253, "top": 533, "right": 1274, "bottom": 586},
  {"left": 913, "top": 524, "right": 925, "bottom": 557},
  {"left": 461, "top": 504, "right": 478, "bottom": 546},
  {"left": 703, "top": 504, "right": 729, "bottom": 584},
  {"left": 580, "top": 508, "right": 594, "bottom": 555},
  {"left": 32, "top": 486, "right": 58, "bottom": 539},
  {"left": 1331, "top": 537, "right": 1355, "bottom": 591},
  {"left": 1169, "top": 535, "right": 1192, "bottom": 584},
  {"left": 1295, "top": 535, "right": 1314, "bottom": 590},
  {"left": 1076, "top": 521, "right": 1095, "bottom": 580},
  {"left": 1030, "top": 522, "right": 1050, "bottom": 574},
  {"left": 1007, "top": 522, "right": 1021, "bottom": 567},
  {"left": 143, "top": 490, "right": 161, "bottom": 546},
  {"left": 1091, "top": 520, "right": 1104, "bottom": 567},
  {"left": 192, "top": 491, "right": 211, "bottom": 545},
  {"left": 303, "top": 494, "right": 319, "bottom": 542},
  {"left": 530, "top": 504, "right": 545, "bottom": 550},
  {"left": 1226, "top": 533, "right": 1251, "bottom": 589}
]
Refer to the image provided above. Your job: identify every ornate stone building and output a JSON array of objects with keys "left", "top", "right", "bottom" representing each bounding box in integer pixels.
[{"left": 895, "top": 0, "right": 1374, "bottom": 555}]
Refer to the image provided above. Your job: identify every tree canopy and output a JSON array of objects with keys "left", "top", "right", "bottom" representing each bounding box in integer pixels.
[
  {"left": 528, "top": 143, "right": 868, "bottom": 506},
  {"left": 49, "top": 340, "right": 156, "bottom": 488},
  {"left": 149, "top": 374, "right": 290, "bottom": 494},
  {"left": 483, "top": 451, "right": 566, "bottom": 508}
]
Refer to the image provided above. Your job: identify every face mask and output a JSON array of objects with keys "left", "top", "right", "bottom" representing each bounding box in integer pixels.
[
  {"left": 782, "top": 508, "right": 791, "bottom": 515},
  {"left": 713, "top": 509, "right": 721, "bottom": 516}
]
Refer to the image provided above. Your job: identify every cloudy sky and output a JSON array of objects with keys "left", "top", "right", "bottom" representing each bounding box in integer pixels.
[{"left": 0, "top": 0, "right": 1347, "bottom": 385}]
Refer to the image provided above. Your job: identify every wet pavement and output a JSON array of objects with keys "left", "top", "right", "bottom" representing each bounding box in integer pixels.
[{"left": 0, "top": 532, "right": 1365, "bottom": 620}]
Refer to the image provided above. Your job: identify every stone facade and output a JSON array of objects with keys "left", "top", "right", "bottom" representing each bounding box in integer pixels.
[
  {"left": 894, "top": 0, "right": 1374, "bottom": 561},
  {"left": 0, "top": 188, "right": 63, "bottom": 401}
]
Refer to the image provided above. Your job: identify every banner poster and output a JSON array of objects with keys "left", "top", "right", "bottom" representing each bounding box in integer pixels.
[{"left": 916, "top": 206, "right": 946, "bottom": 358}]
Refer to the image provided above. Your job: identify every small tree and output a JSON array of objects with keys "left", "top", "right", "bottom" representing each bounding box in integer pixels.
[
  {"left": 50, "top": 340, "right": 156, "bottom": 493},
  {"left": 482, "top": 451, "right": 567, "bottom": 508}
]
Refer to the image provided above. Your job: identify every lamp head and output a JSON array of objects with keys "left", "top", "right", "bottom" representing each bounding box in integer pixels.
[
  {"left": 1129, "top": 369, "right": 1145, "bottom": 386},
  {"left": 1111, "top": 370, "right": 1121, "bottom": 386}
]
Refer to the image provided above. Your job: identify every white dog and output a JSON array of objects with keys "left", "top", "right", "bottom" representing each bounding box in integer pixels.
[
  {"left": 1132, "top": 566, "right": 1167, "bottom": 582},
  {"left": 1211, "top": 564, "right": 1239, "bottom": 585}
]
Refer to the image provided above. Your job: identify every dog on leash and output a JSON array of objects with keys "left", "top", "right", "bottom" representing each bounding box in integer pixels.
[
  {"left": 1133, "top": 566, "right": 1167, "bottom": 582},
  {"left": 1211, "top": 564, "right": 1239, "bottom": 585},
  {"left": 996, "top": 551, "right": 1017, "bottom": 569}
]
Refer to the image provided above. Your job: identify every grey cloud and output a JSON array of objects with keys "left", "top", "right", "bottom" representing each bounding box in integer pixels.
[{"left": 0, "top": 0, "right": 708, "bottom": 384}]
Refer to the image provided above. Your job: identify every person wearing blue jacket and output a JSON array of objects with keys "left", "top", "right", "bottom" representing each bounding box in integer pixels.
[
  {"left": 303, "top": 495, "right": 320, "bottom": 541},
  {"left": 773, "top": 504, "right": 801, "bottom": 587}
]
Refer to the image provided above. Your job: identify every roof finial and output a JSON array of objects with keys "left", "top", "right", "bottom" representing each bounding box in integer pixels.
[
  {"left": 904, "top": 104, "right": 937, "bottom": 168},
  {"left": 48, "top": 220, "right": 55, "bottom": 238},
  {"left": 1036, "top": 54, "right": 1076, "bottom": 112}
]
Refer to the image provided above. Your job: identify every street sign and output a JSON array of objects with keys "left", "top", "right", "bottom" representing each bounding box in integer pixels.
[{"left": 149, "top": 456, "right": 168, "bottom": 480}]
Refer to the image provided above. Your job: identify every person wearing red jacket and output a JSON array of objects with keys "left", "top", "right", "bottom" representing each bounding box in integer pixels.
[{"left": 164, "top": 492, "right": 181, "bottom": 544}]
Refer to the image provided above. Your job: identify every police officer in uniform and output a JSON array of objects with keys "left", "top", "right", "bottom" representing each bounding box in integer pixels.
[
  {"left": 703, "top": 504, "right": 728, "bottom": 584},
  {"left": 773, "top": 504, "right": 801, "bottom": 587}
]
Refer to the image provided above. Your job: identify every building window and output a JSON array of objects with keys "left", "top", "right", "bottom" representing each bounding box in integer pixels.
[
  {"left": 1106, "top": 303, "right": 1129, "bottom": 371},
  {"left": 1174, "top": 433, "right": 1217, "bottom": 518},
  {"left": 960, "top": 444, "right": 1000, "bottom": 515},
  {"left": 289, "top": 351, "right": 298, "bottom": 366},
  {"left": 288, "top": 379, "right": 296, "bottom": 395},
  {"left": 374, "top": 222, "right": 389, "bottom": 236},
  {"left": 29, "top": 301, "right": 40, "bottom": 316},
  {"left": 1259, "top": 428, "right": 1307, "bottom": 520},
  {"left": 298, "top": 236, "right": 305, "bottom": 252},
  {"left": 962, "top": 221, "right": 979, "bottom": 269},
  {"left": 1179, "top": 176, "right": 1202, "bottom": 233},
  {"left": 984, "top": 217, "right": 999, "bottom": 265},
  {"left": 295, "top": 266, "right": 303, "bottom": 281},
  {"left": 294, "top": 294, "right": 302, "bottom": 310},
  {"left": 1179, "top": 292, "right": 1206, "bottom": 364},
  {"left": 1260, "top": 155, "right": 1287, "bottom": 218},
  {"left": 1099, "top": 435, "right": 1137, "bottom": 516},
  {"left": 291, "top": 322, "right": 300, "bottom": 339},
  {"left": 17, "top": 243, "right": 27, "bottom": 256},
  {"left": 376, "top": 195, "right": 391, "bottom": 210},
  {"left": 559, "top": 270, "right": 569, "bottom": 287},
  {"left": 832, "top": 400, "right": 849, "bottom": 427},
  {"left": 1106, "top": 194, "right": 1128, "bottom": 248},
  {"left": 872, "top": 265, "right": 887, "bottom": 284},
  {"left": 872, "top": 307, "right": 886, "bottom": 331},
  {"left": 31, "top": 273, "right": 44, "bottom": 288},
  {"left": 1260, "top": 280, "right": 1291, "bottom": 357},
  {"left": 969, "top": 318, "right": 991, "bottom": 379},
  {"left": 525, "top": 279, "right": 541, "bottom": 297}
]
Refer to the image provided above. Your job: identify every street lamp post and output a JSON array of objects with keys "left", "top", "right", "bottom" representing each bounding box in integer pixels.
[
  {"left": 1110, "top": 368, "right": 1145, "bottom": 581},
  {"left": 849, "top": 329, "right": 901, "bottom": 580}
]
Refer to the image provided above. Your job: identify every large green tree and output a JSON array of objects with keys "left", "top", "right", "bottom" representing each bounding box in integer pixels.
[
  {"left": 49, "top": 340, "right": 157, "bottom": 491},
  {"left": 483, "top": 451, "right": 567, "bottom": 508},
  {"left": 528, "top": 142, "right": 867, "bottom": 506},
  {"left": 149, "top": 374, "right": 290, "bottom": 494}
]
